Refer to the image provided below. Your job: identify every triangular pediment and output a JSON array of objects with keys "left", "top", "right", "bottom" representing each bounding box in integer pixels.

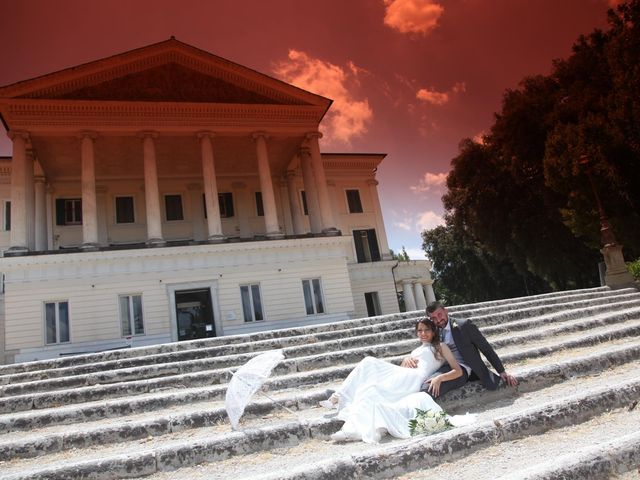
[
  {"left": 0, "top": 38, "right": 331, "bottom": 109},
  {"left": 33, "top": 63, "right": 288, "bottom": 104}
]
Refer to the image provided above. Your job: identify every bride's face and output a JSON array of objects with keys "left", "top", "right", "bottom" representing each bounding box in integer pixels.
[{"left": 416, "top": 324, "right": 434, "bottom": 344}]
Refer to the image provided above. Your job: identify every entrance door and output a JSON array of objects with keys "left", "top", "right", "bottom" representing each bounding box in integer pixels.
[{"left": 175, "top": 288, "right": 216, "bottom": 341}]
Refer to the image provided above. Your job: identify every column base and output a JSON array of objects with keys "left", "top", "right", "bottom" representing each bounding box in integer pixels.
[
  {"left": 321, "top": 227, "right": 341, "bottom": 236},
  {"left": 266, "top": 231, "right": 285, "bottom": 240},
  {"left": 5, "top": 246, "right": 29, "bottom": 256},
  {"left": 605, "top": 269, "right": 635, "bottom": 288},
  {"left": 207, "top": 235, "right": 226, "bottom": 244},
  {"left": 146, "top": 238, "right": 166, "bottom": 247},
  {"left": 80, "top": 243, "right": 100, "bottom": 252}
]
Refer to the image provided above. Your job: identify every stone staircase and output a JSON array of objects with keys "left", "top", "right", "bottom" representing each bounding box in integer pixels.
[{"left": 0, "top": 286, "right": 639, "bottom": 479}]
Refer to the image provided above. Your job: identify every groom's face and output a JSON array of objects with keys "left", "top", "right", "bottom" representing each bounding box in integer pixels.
[{"left": 429, "top": 308, "right": 448, "bottom": 329}]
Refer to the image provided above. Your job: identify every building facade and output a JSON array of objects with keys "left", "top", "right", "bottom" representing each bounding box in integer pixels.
[{"left": 0, "top": 39, "right": 434, "bottom": 364}]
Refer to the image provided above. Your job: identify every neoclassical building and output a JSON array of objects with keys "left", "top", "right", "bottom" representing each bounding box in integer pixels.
[{"left": 0, "top": 38, "right": 434, "bottom": 364}]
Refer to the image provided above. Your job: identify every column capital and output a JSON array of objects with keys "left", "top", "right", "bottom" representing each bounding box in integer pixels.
[
  {"left": 34, "top": 175, "right": 46, "bottom": 184},
  {"left": 196, "top": 130, "right": 216, "bottom": 140},
  {"left": 298, "top": 146, "right": 311, "bottom": 158},
  {"left": 285, "top": 170, "right": 297, "bottom": 179},
  {"left": 138, "top": 130, "right": 158, "bottom": 139},
  {"left": 8, "top": 130, "right": 29, "bottom": 141},
  {"left": 305, "top": 131, "right": 323, "bottom": 140},
  {"left": 366, "top": 179, "right": 379, "bottom": 186},
  {"left": 252, "top": 131, "right": 270, "bottom": 140},
  {"left": 78, "top": 130, "right": 98, "bottom": 140}
]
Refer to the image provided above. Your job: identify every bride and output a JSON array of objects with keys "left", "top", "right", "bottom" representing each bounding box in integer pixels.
[{"left": 320, "top": 317, "right": 463, "bottom": 443}]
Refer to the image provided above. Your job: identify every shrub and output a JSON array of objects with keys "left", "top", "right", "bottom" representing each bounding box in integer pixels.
[{"left": 628, "top": 258, "right": 640, "bottom": 281}]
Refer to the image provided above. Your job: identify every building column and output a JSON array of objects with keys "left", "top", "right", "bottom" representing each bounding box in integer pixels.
[
  {"left": 187, "top": 183, "right": 206, "bottom": 242},
  {"left": 79, "top": 131, "right": 99, "bottom": 249},
  {"left": 252, "top": 132, "right": 283, "bottom": 238},
  {"left": 299, "top": 147, "right": 322, "bottom": 234},
  {"left": 198, "top": 131, "right": 224, "bottom": 242},
  {"left": 414, "top": 282, "right": 427, "bottom": 310},
  {"left": 96, "top": 185, "right": 108, "bottom": 246},
  {"left": 7, "top": 130, "right": 30, "bottom": 253},
  {"left": 286, "top": 170, "right": 304, "bottom": 235},
  {"left": 140, "top": 131, "right": 164, "bottom": 245},
  {"left": 46, "top": 184, "right": 54, "bottom": 250},
  {"left": 402, "top": 281, "right": 417, "bottom": 311},
  {"left": 278, "top": 179, "right": 293, "bottom": 235},
  {"left": 232, "top": 181, "right": 251, "bottom": 238},
  {"left": 367, "top": 179, "right": 392, "bottom": 260},
  {"left": 34, "top": 175, "right": 47, "bottom": 251},
  {"left": 306, "top": 132, "right": 338, "bottom": 235},
  {"left": 425, "top": 281, "right": 436, "bottom": 304}
]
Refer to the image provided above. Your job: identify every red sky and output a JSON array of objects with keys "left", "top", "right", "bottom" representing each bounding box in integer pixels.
[{"left": 0, "top": 0, "right": 613, "bottom": 258}]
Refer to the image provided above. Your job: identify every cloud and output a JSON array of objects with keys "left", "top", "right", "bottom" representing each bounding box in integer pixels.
[
  {"left": 472, "top": 132, "right": 486, "bottom": 144},
  {"left": 403, "top": 247, "right": 428, "bottom": 260},
  {"left": 273, "top": 50, "right": 373, "bottom": 145},
  {"left": 393, "top": 220, "right": 413, "bottom": 231},
  {"left": 416, "top": 210, "right": 445, "bottom": 231},
  {"left": 410, "top": 171, "right": 447, "bottom": 193},
  {"left": 416, "top": 88, "right": 449, "bottom": 106},
  {"left": 384, "top": 0, "right": 444, "bottom": 35},
  {"left": 416, "top": 81, "right": 466, "bottom": 106}
]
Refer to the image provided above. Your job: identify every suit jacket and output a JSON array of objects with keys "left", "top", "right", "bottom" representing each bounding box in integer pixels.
[{"left": 449, "top": 317, "right": 503, "bottom": 390}]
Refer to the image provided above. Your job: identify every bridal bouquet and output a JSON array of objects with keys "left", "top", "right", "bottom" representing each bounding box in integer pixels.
[{"left": 408, "top": 408, "right": 453, "bottom": 436}]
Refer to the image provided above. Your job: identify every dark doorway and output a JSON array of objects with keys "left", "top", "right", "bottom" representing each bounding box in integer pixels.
[{"left": 175, "top": 288, "right": 216, "bottom": 341}]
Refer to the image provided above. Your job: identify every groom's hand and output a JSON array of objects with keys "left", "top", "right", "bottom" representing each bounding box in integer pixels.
[
  {"left": 401, "top": 357, "right": 418, "bottom": 368},
  {"left": 500, "top": 371, "right": 518, "bottom": 387}
]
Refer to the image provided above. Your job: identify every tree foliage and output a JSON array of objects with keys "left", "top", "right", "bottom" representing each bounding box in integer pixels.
[{"left": 423, "top": 0, "right": 640, "bottom": 302}]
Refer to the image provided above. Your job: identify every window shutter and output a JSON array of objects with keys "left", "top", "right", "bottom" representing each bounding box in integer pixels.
[
  {"left": 353, "top": 230, "right": 366, "bottom": 263},
  {"left": 55, "top": 199, "right": 66, "bottom": 225},
  {"left": 368, "top": 229, "right": 381, "bottom": 261}
]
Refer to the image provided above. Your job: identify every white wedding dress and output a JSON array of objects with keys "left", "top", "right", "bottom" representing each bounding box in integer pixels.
[{"left": 333, "top": 344, "right": 445, "bottom": 443}]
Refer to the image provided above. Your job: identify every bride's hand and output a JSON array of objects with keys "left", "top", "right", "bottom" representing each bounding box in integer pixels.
[
  {"left": 401, "top": 357, "right": 418, "bottom": 368},
  {"left": 428, "top": 376, "right": 443, "bottom": 397}
]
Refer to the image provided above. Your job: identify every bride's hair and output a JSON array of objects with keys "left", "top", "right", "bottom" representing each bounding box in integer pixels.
[{"left": 414, "top": 317, "right": 443, "bottom": 360}]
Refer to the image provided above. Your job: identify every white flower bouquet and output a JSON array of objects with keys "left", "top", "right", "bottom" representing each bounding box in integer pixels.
[{"left": 408, "top": 408, "right": 453, "bottom": 436}]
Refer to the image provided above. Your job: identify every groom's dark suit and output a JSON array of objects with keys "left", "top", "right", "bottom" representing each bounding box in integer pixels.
[{"left": 421, "top": 317, "right": 503, "bottom": 398}]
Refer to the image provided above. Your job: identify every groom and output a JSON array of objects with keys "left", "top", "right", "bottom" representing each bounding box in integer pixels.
[{"left": 422, "top": 301, "right": 518, "bottom": 399}]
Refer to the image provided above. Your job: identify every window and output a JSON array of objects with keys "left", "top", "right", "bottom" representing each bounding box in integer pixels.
[
  {"left": 364, "top": 292, "right": 382, "bottom": 317},
  {"left": 241, "top": 284, "right": 264, "bottom": 322},
  {"left": 300, "top": 190, "right": 309, "bottom": 215},
  {"left": 218, "top": 192, "right": 235, "bottom": 218},
  {"left": 3, "top": 201, "right": 9, "bottom": 231},
  {"left": 165, "top": 194, "right": 184, "bottom": 221},
  {"left": 55, "top": 198, "right": 82, "bottom": 225},
  {"left": 119, "top": 294, "right": 144, "bottom": 336},
  {"left": 255, "top": 191, "right": 264, "bottom": 216},
  {"left": 346, "top": 189, "right": 363, "bottom": 213},
  {"left": 302, "top": 278, "right": 325, "bottom": 315},
  {"left": 44, "top": 301, "right": 70, "bottom": 344},
  {"left": 115, "top": 196, "right": 135, "bottom": 224},
  {"left": 353, "top": 229, "right": 381, "bottom": 263}
]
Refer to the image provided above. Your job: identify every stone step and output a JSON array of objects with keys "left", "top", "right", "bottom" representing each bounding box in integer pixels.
[
  {"left": 3, "top": 299, "right": 639, "bottom": 405},
  {"left": 1, "top": 308, "right": 638, "bottom": 415},
  {"left": 3, "top": 289, "right": 632, "bottom": 386},
  {"left": 0, "top": 287, "right": 626, "bottom": 377},
  {"left": 1, "top": 336, "right": 638, "bottom": 453},
  {"left": 4, "top": 368, "right": 636, "bottom": 480},
  {"left": 395, "top": 410, "right": 640, "bottom": 480}
]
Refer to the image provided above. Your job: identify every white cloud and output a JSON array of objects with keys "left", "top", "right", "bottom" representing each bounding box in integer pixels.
[
  {"left": 410, "top": 171, "right": 447, "bottom": 193},
  {"left": 384, "top": 0, "right": 444, "bottom": 35},
  {"left": 393, "top": 220, "right": 413, "bottom": 231},
  {"left": 416, "top": 81, "right": 466, "bottom": 106},
  {"left": 403, "top": 247, "right": 428, "bottom": 260},
  {"left": 273, "top": 50, "right": 373, "bottom": 146},
  {"left": 416, "top": 210, "right": 445, "bottom": 231},
  {"left": 416, "top": 88, "right": 449, "bottom": 106}
]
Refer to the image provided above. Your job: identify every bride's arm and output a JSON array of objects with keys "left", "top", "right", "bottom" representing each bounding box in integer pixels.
[{"left": 426, "top": 344, "right": 463, "bottom": 397}]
